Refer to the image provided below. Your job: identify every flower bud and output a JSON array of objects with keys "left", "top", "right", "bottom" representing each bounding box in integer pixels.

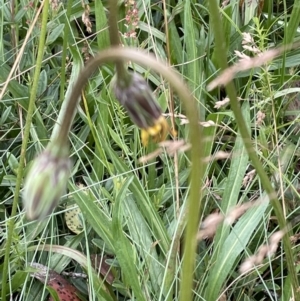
[
  {"left": 23, "top": 142, "right": 71, "bottom": 221},
  {"left": 112, "top": 71, "right": 170, "bottom": 146}
]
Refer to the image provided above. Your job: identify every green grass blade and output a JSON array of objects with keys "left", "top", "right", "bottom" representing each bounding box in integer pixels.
[
  {"left": 69, "top": 182, "right": 115, "bottom": 252},
  {"left": 123, "top": 195, "right": 163, "bottom": 297},
  {"left": 205, "top": 197, "right": 269, "bottom": 301},
  {"left": 95, "top": 0, "right": 110, "bottom": 50},
  {"left": 214, "top": 101, "right": 250, "bottom": 247},
  {"left": 112, "top": 177, "right": 146, "bottom": 301},
  {"left": 284, "top": 0, "right": 300, "bottom": 45},
  {"left": 101, "top": 140, "right": 171, "bottom": 253}
]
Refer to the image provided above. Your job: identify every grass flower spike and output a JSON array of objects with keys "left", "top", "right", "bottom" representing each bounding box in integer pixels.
[
  {"left": 112, "top": 71, "right": 169, "bottom": 146},
  {"left": 23, "top": 141, "right": 71, "bottom": 221}
]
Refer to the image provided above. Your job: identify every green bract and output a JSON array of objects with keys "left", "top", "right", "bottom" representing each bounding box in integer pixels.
[
  {"left": 112, "top": 71, "right": 162, "bottom": 129},
  {"left": 23, "top": 142, "right": 71, "bottom": 221}
]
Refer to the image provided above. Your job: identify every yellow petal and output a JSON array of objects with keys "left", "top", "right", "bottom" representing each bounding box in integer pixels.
[{"left": 141, "top": 116, "right": 170, "bottom": 147}]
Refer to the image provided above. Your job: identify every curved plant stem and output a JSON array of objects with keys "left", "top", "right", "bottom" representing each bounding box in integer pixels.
[
  {"left": 162, "top": 1, "right": 179, "bottom": 299},
  {"left": 54, "top": 47, "right": 204, "bottom": 301},
  {"left": 208, "top": 1, "right": 299, "bottom": 299},
  {"left": 1, "top": 0, "right": 49, "bottom": 299},
  {"left": 57, "top": 48, "right": 203, "bottom": 146}
]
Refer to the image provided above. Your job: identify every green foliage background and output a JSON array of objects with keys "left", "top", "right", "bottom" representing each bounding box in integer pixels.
[{"left": 1, "top": 0, "right": 300, "bottom": 300}]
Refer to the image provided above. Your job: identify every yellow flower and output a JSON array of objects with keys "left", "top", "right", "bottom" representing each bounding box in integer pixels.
[
  {"left": 141, "top": 115, "right": 170, "bottom": 146},
  {"left": 112, "top": 71, "right": 173, "bottom": 146}
]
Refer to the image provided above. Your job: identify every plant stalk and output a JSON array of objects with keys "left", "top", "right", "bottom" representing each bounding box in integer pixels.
[
  {"left": 208, "top": 1, "right": 299, "bottom": 299},
  {"left": 54, "top": 48, "right": 203, "bottom": 301},
  {"left": 1, "top": 0, "right": 49, "bottom": 299},
  {"left": 108, "top": 0, "right": 129, "bottom": 84}
]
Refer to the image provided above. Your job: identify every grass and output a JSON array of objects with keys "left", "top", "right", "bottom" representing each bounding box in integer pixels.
[{"left": 1, "top": 0, "right": 300, "bottom": 300}]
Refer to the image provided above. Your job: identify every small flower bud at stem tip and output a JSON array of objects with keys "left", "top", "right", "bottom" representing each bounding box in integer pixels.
[{"left": 23, "top": 142, "right": 71, "bottom": 221}]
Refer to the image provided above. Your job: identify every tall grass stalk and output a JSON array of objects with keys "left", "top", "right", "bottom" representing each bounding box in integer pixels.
[
  {"left": 1, "top": 0, "right": 50, "bottom": 299},
  {"left": 208, "top": 0, "right": 299, "bottom": 299}
]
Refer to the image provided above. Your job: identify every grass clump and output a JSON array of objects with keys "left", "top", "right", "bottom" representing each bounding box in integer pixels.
[{"left": 1, "top": 0, "right": 300, "bottom": 300}]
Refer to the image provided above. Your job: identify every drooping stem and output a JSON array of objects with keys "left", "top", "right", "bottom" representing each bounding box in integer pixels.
[
  {"left": 56, "top": 0, "right": 131, "bottom": 144},
  {"left": 57, "top": 48, "right": 202, "bottom": 154},
  {"left": 55, "top": 49, "right": 203, "bottom": 300}
]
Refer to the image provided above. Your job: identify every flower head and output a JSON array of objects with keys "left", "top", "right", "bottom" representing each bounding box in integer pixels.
[
  {"left": 112, "top": 71, "right": 170, "bottom": 146},
  {"left": 23, "top": 141, "right": 71, "bottom": 220}
]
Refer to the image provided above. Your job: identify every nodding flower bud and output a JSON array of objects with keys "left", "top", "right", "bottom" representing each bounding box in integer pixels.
[
  {"left": 112, "top": 71, "right": 170, "bottom": 146},
  {"left": 23, "top": 141, "right": 71, "bottom": 221}
]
